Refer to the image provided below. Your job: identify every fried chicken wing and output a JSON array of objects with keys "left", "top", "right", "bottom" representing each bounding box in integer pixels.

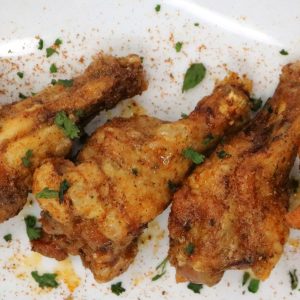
[
  {"left": 0, "top": 54, "right": 146, "bottom": 222},
  {"left": 169, "top": 62, "right": 300, "bottom": 286},
  {"left": 32, "top": 75, "right": 252, "bottom": 282}
]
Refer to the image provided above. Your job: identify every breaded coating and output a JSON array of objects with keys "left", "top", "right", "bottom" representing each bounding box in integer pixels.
[
  {"left": 168, "top": 62, "right": 300, "bottom": 286},
  {"left": 0, "top": 54, "right": 146, "bottom": 222},
  {"left": 32, "top": 75, "right": 251, "bottom": 282}
]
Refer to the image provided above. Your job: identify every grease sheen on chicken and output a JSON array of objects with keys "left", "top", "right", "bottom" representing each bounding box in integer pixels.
[
  {"left": 169, "top": 62, "right": 300, "bottom": 286},
  {"left": 0, "top": 54, "right": 146, "bottom": 222},
  {"left": 32, "top": 74, "right": 252, "bottom": 282}
]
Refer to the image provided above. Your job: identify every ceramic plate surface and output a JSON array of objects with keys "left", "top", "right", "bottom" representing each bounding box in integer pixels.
[{"left": 0, "top": 0, "right": 300, "bottom": 299}]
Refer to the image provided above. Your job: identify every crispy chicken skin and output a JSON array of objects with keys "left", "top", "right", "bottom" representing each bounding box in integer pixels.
[
  {"left": 0, "top": 54, "right": 146, "bottom": 222},
  {"left": 168, "top": 62, "right": 300, "bottom": 286},
  {"left": 32, "top": 75, "right": 252, "bottom": 282}
]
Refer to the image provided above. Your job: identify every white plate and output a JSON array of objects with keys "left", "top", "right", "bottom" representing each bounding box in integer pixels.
[{"left": 0, "top": 0, "right": 299, "bottom": 299}]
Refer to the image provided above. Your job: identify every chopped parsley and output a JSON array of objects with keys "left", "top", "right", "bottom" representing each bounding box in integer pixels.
[
  {"left": 250, "top": 97, "right": 263, "bottom": 112},
  {"left": 21, "top": 149, "right": 33, "bottom": 168},
  {"left": 182, "top": 63, "right": 206, "bottom": 92},
  {"left": 31, "top": 271, "right": 59, "bottom": 288},
  {"left": 182, "top": 148, "right": 205, "bottom": 165},
  {"left": 181, "top": 112, "right": 188, "bottom": 119},
  {"left": 194, "top": 23, "right": 199, "bottom": 26},
  {"left": 242, "top": 272, "right": 250, "bottom": 286},
  {"left": 155, "top": 4, "right": 161, "bottom": 12},
  {"left": 74, "top": 109, "right": 85, "bottom": 118},
  {"left": 168, "top": 180, "right": 180, "bottom": 193},
  {"left": 51, "top": 79, "right": 57, "bottom": 85},
  {"left": 38, "top": 39, "right": 44, "bottom": 50},
  {"left": 24, "top": 215, "right": 41, "bottom": 241},
  {"left": 111, "top": 282, "right": 126, "bottom": 295},
  {"left": 185, "top": 243, "right": 195, "bottom": 255},
  {"left": 289, "top": 269, "right": 298, "bottom": 290},
  {"left": 217, "top": 150, "right": 231, "bottom": 159},
  {"left": 187, "top": 282, "right": 203, "bottom": 293},
  {"left": 175, "top": 42, "right": 183, "bottom": 52},
  {"left": 54, "top": 38, "right": 63, "bottom": 47},
  {"left": 131, "top": 168, "right": 138, "bottom": 176},
  {"left": 58, "top": 180, "right": 70, "bottom": 204},
  {"left": 57, "top": 79, "right": 74, "bottom": 87},
  {"left": 19, "top": 92, "right": 27, "bottom": 99},
  {"left": 203, "top": 133, "right": 214, "bottom": 145},
  {"left": 152, "top": 257, "right": 168, "bottom": 281},
  {"left": 3, "top": 234, "right": 12, "bottom": 242},
  {"left": 248, "top": 278, "right": 260, "bottom": 293},
  {"left": 17, "top": 72, "right": 24, "bottom": 79},
  {"left": 280, "top": 49, "right": 289, "bottom": 55},
  {"left": 50, "top": 63, "right": 58, "bottom": 73},
  {"left": 54, "top": 111, "right": 80, "bottom": 139},
  {"left": 35, "top": 187, "right": 58, "bottom": 199},
  {"left": 46, "top": 47, "right": 57, "bottom": 58}
]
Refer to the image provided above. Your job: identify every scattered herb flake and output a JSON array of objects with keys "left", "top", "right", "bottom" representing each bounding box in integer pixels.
[
  {"left": 58, "top": 180, "right": 70, "bottom": 204},
  {"left": 203, "top": 133, "right": 214, "bottom": 145},
  {"left": 217, "top": 150, "right": 231, "bottom": 159},
  {"left": 54, "top": 38, "right": 62, "bottom": 46},
  {"left": 182, "top": 63, "right": 206, "bottom": 92},
  {"left": 3, "top": 234, "right": 12, "bottom": 242},
  {"left": 19, "top": 92, "right": 27, "bottom": 99},
  {"left": 74, "top": 109, "right": 85, "bottom": 118},
  {"left": 17, "top": 72, "right": 24, "bottom": 79},
  {"left": 24, "top": 215, "right": 41, "bottom": 241},
  {"left": 181, "top": 112, "right": 188, "bottom": 119},
  {"left": 152, "top": 257, "right": 168, "bottom": 281},
  {"left": 31, "top": 271, "right": 59, "bottom": 288},
  {"left": 248, "top": 279, "right": 260, "bottom": 293},
  {"left": 175, "top": 42, "right": 183, "bottom": 52},
  {"left": 187, "top": 282, "right": 203, "bottom": 293},
  {"left": 182, "top": 148, "right": 205, "bottom": 165},
  {"left": 21, "top": 149, "right": 33, "bottom": 168},
  {"left": 57, "top": 79, "right": 74, "bottom": 87},
  {"left": 54, "top": 111, "right": 80, "bottom": 139},
  {"left": 250, "top": 97, "right": 263, "bottom": 112},
  {"left": 111, "top": 282, "right": 125, "bottom": 295},
  {"left": 51, "top": 79, "right": 57, "bottom": 85},
  {"left": 194, "top": 22, "right": 199, "bottom": 26},
  {"left": 242, "top": 272, "right": 250, "bottom": 286},
  {"left": 50, "top": 63, "right": 58, "bottom": 73},
  {"left": 131, "top": 168, "right": 138, "bottom": 176},
  {"left": 280, "top": 49, "right": 289, "bottom": 55},
  {"left": 38, "top": 39, "right": 44, "bottom": 50},
  {"left": 289, "top": 269, "right": 298, "bottom": 290},
  {"left": 155, "top": 4, "right": 161, "bottom": 12},
  {"left": 185, "top": 243, "right": 195, "bottom": 255},
  {"left": 46, "top": 47, "right": 57, "bottom": 58},
  {"left": 35, "top": 187, "right": 58, "bottom": 199}
]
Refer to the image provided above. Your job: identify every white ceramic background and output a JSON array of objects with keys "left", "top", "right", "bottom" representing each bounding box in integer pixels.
[{"left": 0, "top": 0, "right": 299, "bottom": 299}]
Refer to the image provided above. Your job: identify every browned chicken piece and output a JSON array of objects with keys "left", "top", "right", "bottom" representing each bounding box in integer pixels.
[
  {"left": 0, "top": 54, "right": 146, "bottom": 222},
  {"left": 169, "top": 62, "right": 300, "bottom": 286},
  {"left": 32, "top": 74, "right": 252, "bottom": 282}
]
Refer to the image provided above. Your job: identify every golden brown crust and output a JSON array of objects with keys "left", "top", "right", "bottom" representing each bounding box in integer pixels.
[
  {"left": 32, "top": 75, "right": 252, "bottom": 282},
  {"left": 0, "top": 54, "right": 146, "bottom": 222},
  {"left": 168, "top": 62, "right": 300, "bottom": 286}
]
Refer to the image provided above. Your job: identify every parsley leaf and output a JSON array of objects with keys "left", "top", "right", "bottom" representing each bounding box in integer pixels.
[
  {"left": 194, "top": 22, "right": 199, "bottom": 26},
  {"left": 54, "top": 38, "right": 62, "bottom": 46},
  {"left": 46, "top": 47, "right": 57, "bottom": 58},
  {"left": 17, "top": 72, "right": 24, "bottom": 79},
  {"left": 280, "top": 49, "right": 289, "bottom": 55},
  {"left": 21, "top": 149, "right": 33, "bottom": 168},
  {"left": 152, "top": 257, "right": 168, "bottom": 281},
  {"left": 57, "top": 79, "right": 74, "bottom": 87},
  {"left": 185, "top": 243, "right": 195, "bottom": 255},
  {"left": 54, "top": 111, "right": 80, "bottom": 139},
  {"left": 51, "top": 79, "right": 57, "bottom": 85},
  {"left": 217, "top": 150, "right": 231, "bottom": 159},
  {"left": 50, "top": 63, "right": 58, "bottom": 73},
  {"left": 182, "top": 63, "right": 206, "bottom": 92},
  {"left": 155, "top": 4, "right": 161, "bottom": 12},
  {"left": 3, "top": 234, "right": 12, "bottom": 242},
  {"left": 250, "top": 97, "right": 263, "bottom": 112},
  {"left": 181, "top": 112, "right": 188, "bottom": 119},
  {"left": 38, "top": 39, "right": 44, "bottom": 50},
  {"left": 19, "top": 92, "right": 27, "bottom": 99},
  {"left": 175, "top": 42, "right": 183, "bottom": 52},
  {"left": 187, "top": 282, "right": 203, "bottom": 293},
  {"left": 289, "top": 269, "right": 298, "bottom": 290},
  {"left": 36, "top": 187, "right": 58, "bottom": 199},
  {"left": 59, "top": 180, "right": 70, "bottom": 204},
  {"left": 248, "top": 278, "right": 260, "bottom": 293},
  {"left": 182, "top": 148, "right": 205, "bottom": 164},
  {"left": 111, "top": 282, "right": 126, "bottom": 295},
  {"left": 31, "top": 271, "right": 59, "bottom": 288},
  {"left": 24, "top": 215, "right": 41, "bottom": 241},
  {"left": 203, "top": 133, "right": 214, "bottom": 145},
  {"left": 242, "top": 272, "right": 250, "bottom": 286},
  {"left": 74, "top": 109, "right": 85, "bottom": 118}
]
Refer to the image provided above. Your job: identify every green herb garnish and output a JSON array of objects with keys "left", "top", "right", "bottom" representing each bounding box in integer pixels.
[
  {"left": 152, "top": 257, "right": 168, "bottom": 281},
  {"left": 19, "top": 92, "right": 27, "bottom": 99},
  {"left": 74, "top": 109, "right": 85, "bottom": 118},
  {"left": 50, "top": 63, "right": 58, "bottom": 73},
  {"left": 175, "top": 42, "right": 183, "bottom": 52},
  {"left": 57, "top": 79, "right": 74, "bottom": 87},
  {"left": 24, "top": 215, "right": 41, "bottom": 241},
  {"left": 58, "top": 180, "right": 70, "bottom": 204},
  {"left": 181, "top": 112, "right": 188, "bottom": 119},
  {"left": 289, "top": 269, "right": 298, "bottom": 290},
  {"left": 155, "top": 4, "right": 161, "bottom": 12},
  {"left": 182, "top": 63, "right": 206, "bottom": 92},
  {"left": 31, "top": 271, "right": 59, "bottom": 288},
  {"left": 36, "top": 187, "right": 58, "bottom": 199},
  {"left": 46, "top": 47, "right": 57, "bottom": 58},
  {"left": 280, "top": 49, "right": 288, "bottom": 55},
  {"left": 51, "top": 79, "right": 57, "bottom": 85},
  {"left": 194, "top": 23, "right": 199, "bottom": 26},
  {"left": 242, "top": 272, "right": 250, "bottom": 286},
  {"left": 54, "top": 38, "right": 62, "bottom": 47},
  {"left": 38, "top": 39, "right": 44, "bottom": 50},
  {"left": 248, "top": 278, "right": 260, "bottom": 293},
  {"left": 185, "top": 243, "right": 195, "bottom": 255},
  {"left": 54, "top": 111, "right": 80, "bottom": 139},
  {"left": 187, "top": 282, "right": 203, "bottom": 293},
  {"left": 3, "top": 234, "right": 12, "bottom": 242},
  {"left": 217, "top": 150, "right": 231, "bottom": 159},
  {"left": 182, "top": 148, "right": 205, "bottom": 165},
  {"left": 250, "top": 97, "right": 263, "bottom": 112},
  {"left": 203, "top": 133, "right": 214, "bottom": 145},
  {"left": 17, "top": 72, "right": 24, "bottom": 79},
  {"left": 21, "top": 149, "right": 33, "bottom": 168},
  {"left": 111, "top": 282, "right": 126, "bottom": 295}
]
